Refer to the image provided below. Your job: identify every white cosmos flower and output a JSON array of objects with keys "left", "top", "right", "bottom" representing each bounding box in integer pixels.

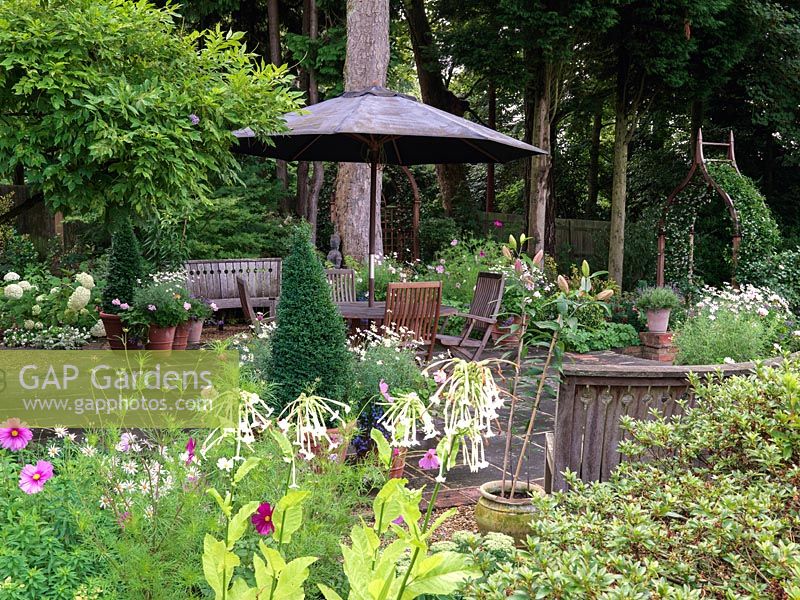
[{"left": 217, "top": 457, "right": 234, "bottom": 471}]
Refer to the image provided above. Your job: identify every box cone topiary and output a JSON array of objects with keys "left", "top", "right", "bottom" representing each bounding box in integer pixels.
[
  {"left": 102, "top": 213, "right": 145, "bottom": 313},
  {"left": 270, "top": 228, "right": 351, "bottom": 410}
]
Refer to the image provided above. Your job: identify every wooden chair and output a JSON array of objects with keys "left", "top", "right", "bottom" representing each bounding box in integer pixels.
[
  {"left": 384, "top": 281, "right": 442, "bottom": 362},
  {"left": 436, "top": 272, "right": 505, "bottom": 361},
  {"left": 237, "top": 276, "right": 276, "bottom": 327},
  {"left": 325, "top": 268, "right": 357, "bottom": 303}
]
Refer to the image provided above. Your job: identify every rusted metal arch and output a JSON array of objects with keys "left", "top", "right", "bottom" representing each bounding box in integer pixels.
[{"left": 656, "top": 129, "right": 742, "bottom": 287}]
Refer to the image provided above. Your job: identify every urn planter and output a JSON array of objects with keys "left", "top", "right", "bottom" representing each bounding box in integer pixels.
[
  {"left": 99, "top": 312, "right": 140, "bottom": 350},
  {"left": 145, "top": 325, "right": 176, "bottom": 350},
  {"left": 645, "top": 308, "right": 671, "bottom": 333},
  {"left": 474, "top": 480, "right": 545, "bottom": 544}
]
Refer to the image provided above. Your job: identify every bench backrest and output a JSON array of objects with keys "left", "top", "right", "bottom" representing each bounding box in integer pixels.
[
  {"left": 325, "top": 268, "right": 357, "bottom": 303},
  {"left": 549, "top": 359, "right": 763, "bottom": 492},
  {"left": 186, "top": 259, "right": 281, "bottom": 308}
]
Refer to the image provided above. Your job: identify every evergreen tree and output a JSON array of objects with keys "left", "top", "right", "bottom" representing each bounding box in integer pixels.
[
  {"left": 269, "top": 228, "right": 351, "bottom": 409},
  {"left": 102, "top": 213, "right": 145, "bottom": 313}
]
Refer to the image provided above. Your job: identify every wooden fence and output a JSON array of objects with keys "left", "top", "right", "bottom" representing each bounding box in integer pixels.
[{"left": 478, "top": 212, "right": 609, "bottom": 264}]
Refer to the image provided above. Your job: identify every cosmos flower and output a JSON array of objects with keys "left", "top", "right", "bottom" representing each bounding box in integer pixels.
[
  {"left": 0, "top": 418, "right": 33, "bottom": 451},
  {"left": 185, "top": 437, "right": 196, "bottom": 465},
  {"left": 419, "top": 448, "right": 440, "bottom": 470},
  {"left": 379, "top": 379, "right": 392, "bottom": 403},
  {"left": 251, "top": 502, "right": 275, "bottom": 536},
  {"left": 19, "top": 460, "right": 54, "bottom": 494}
]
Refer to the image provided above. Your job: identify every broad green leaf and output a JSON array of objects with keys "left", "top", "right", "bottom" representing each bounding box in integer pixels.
[
  {"left": 252, "top": 554, "right": 275, "bottom": 593},
  {"left": 372, "top": 477, "right": 405, "bottom": 533},
  {"left": 403, "top": 551, "right": 476, "bottom": 598},
  {"left": 370, "top": 428, "right": 393, "bottom": 468},
  {"left": 228, "top": 501, "right": 260, "bottom": 548},
  {"left": 273, "top": 490, "right": 310, "bottom": 544},
  {"left": 203, "top": 534, "right": 240, "bottom": 600},
  {"left": 275, "top": 556, "right": 318, "bottom": 599},
  {"left": 207, "top": 487, "right": 232, "bottom": 518},
  {"left": 317, "top": 584, "right": 344, "bottom": 600},
  {"left": 228, "top": 577, "right": 256, "bottom": 600},
  {"left": 271, "top": 429, "right": 294, "bottom": 461},
  {"left": 234, "top": 456, "right": 261, "bottom": 484}
]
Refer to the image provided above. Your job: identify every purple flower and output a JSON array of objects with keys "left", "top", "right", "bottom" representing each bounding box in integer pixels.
[
  {"left": 183, "top": 302, "right": 191, "bottom": 310},
  {"left": 120, "top": 303, "right": 130, "bottom": 310},
  {"left": 450, "top": 239, "right": 458, "bottom": 246},
  {"left": 493, "top": 220, "right": 503, "bottom": 228},
  {"left": 185, "top": 437, "right": 196, "bottom": 465},
  {"left": 379, "top": 380, "right": 392, "bottom": 403},
  {"left": 435, "top": 265, "right": 445, "bottom": 274},
  {"left": 111, "top": 298, "right": 121, "bottom": 306},
  {"left": 418, "top": 448, "right": 440, "bottom": 471},
  {"left": 189, "top": 114, "right": 200, "bottom": 125},
  {"left": 479, "top": 251, "right": 486, "bottom": 258},
  {"left": 251, "top": 502, "right": 275, "bottom": 536},
  {"left": 392, "top": 515, "right": 404, "bottom": 525},
  {"left": 0, "top": 418, "right": 33, "bottom": 451},
  {"left": 19, "top": 460, "right": 53, "bottom": 494},
  {"left": 147, "top": 304, "right": 157, "bottom": 312}
]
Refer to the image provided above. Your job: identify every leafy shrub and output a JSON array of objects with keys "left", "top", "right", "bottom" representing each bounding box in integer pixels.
[
  {"left": 101, "top": 214, "right": 145, "bottom": 313},
  {"left": 269, "top": 229, "right": 351, "bottom": 409},
  {"left": 419, "top": 216, "right": 461, "bottom": 261},
  {"left": 562, "top": 322, "right": 640, "bottom": 353},
  {"left": 746, "top": 246, "right": 800, "bottom": 311},
  {"left": 461, "top": 361, "right": 800, "bottom": 598},
  {"left": 125, "top": 281, "right": 192, "bottom": 328},
  {"left": 0, "top": 230, "right": 40, "bottom": 276},
  {"left": 636, "top": 286, "right": 681, "bottom": 311}
]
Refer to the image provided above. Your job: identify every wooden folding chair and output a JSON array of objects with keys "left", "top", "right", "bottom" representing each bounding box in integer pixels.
[
  {"left": 384, "top": 281, "right": 442, "bottom": 362},
  {"left": 237, "top": 276, "right": 276, "bottom": 328},
  {"left": 325, "top": 268, "right": 357, "bottom": 303},
  {"left": 436, "top": 272, "right": 505, "bottom": 361}
]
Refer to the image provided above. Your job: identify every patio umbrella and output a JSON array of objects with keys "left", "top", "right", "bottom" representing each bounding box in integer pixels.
[{"left": 234, "top": 85, "right": 546, "bottom": 305}]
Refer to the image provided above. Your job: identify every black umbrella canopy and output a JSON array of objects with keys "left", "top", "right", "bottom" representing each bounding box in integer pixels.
[{"left": 234, "top": 86, "right": 545, "bottom": 164}]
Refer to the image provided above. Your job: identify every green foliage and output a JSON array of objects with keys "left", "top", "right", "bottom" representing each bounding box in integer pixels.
[
  {"left": 125, "top": 282, "right": 192, "bottom": 328},
  {"left": 0, "top": 0, "right": 300, "bottom": 222},
  {"left": 419, "top": 217, "right": 462, "bottom": 262},
  {"left": 269, "top": 229, "right": 351, "bottom": 409},
  {"left": 636, "top": 286, "right": 681, "bottom": 311},
  {"left": 747, "top": 246, "right": 800, "bottom": 311},
  {"left": 462, "top": 361, "right": 800, "bottom": 598},
  {"left": 674, "top": 309, "right": 775, "bottom": 365},
  {"left": 0, "top": 231, "right": 40, "bottom": 277},
  {"left": 562, "top": 322, "right": 640, "bottom": 353},
  {"left": 101, "top": 214, "right": 144, "bottom": 313}
]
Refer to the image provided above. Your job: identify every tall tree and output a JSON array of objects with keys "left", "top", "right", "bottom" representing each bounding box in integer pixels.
[
  {"left": 267, "top": 0, "right": 290, "bottom": 208},
  {"left": 332, "top": 0, "right": 390, "bottom": 260}
]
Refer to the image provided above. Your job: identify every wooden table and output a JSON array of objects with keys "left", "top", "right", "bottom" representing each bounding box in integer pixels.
[{"left": 336, "top": 301, "right": 457, "bottom": 320}]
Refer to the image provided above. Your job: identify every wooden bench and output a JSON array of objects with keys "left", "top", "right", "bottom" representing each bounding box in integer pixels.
[
  {"left": 185, "top": 259, "right": 281, "bottom": 310},
  {"left": 545, "top": 357, "right": 764, "bottom": 493}
]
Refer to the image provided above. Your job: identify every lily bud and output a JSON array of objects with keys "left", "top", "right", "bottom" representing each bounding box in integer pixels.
[
  {"left": 502, "top": 245, "right": 514, "bottom": 260},
  {"left": 514, "top": 258, "right": 523, "bottom": 274},
  {"left": 596, "top": 289, "right": 614, "bottom": 301},
  {"left": 532, "top": 249, "right": 544, "bottom": 266},
  {"left": 557, "top": 275, "right": 570, "bottom": 294}
]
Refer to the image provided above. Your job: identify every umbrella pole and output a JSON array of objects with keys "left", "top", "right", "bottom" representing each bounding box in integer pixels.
[{"left": 368, "top": 157, "right": 377, "bottom": 307}]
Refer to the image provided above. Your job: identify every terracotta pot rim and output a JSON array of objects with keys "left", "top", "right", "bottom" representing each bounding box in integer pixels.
[{"left": 478, "top": 480, "right": 545, "bottom": 505}]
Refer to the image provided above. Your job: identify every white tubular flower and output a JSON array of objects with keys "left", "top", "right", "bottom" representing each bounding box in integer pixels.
[
  {"left": 4, "top": 284, "right": 23, "bottom": 300},
  {"left": 67, "top": 286, "right": 91, "bottom": 311},
  {"left": 75, "top": 272, "right": 95, "bottom": 290},
  {"left": 279, "top": 393, "right": 351, "bottom": 460},
  {"left": 3, "top": 272, "right": 20, "bottom": 282},
  {"left": 378, "top": 391, "right": 437, "bottom": 448}
]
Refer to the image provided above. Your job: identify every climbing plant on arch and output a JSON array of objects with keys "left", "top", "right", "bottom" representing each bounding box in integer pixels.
[{"left": 656, "top": 130, "right": 780, "bottom": 287}]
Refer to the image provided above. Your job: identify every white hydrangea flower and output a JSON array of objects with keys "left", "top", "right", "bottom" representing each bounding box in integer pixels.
[
  {"left": 75, "top": 272, "right": 95, "bottom": 290},
  {"left": 23, "top": 319, "right": 35, "bottom": 330},
  {"left": 4, "top": 284, "right": 23, "bottom": 300},
  {"left": 3, "top": 272, "right": 20, "bottom": 281},
  {"left": 67, "top": 286, "right": 91, "bottom": 311},
  {"left": 18, "top": 280, "right": 32, "bottom": 291},
  {"left": 50, "top": 287, "right": 60, "bottom": 295},
  {"left": 31, "top": 304, "right": 41, "bottom": 316},
  {"left": 89, "top": 320, "right": 106, "bottom": 337}
]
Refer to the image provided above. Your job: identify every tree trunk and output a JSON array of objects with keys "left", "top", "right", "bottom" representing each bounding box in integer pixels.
[
  {"left": 608, "top": 96, "right": 629, "bottom": 286},
  {"left": 587, "top": 110, "right": 602, "bottom": 212},
  {"left": 267, "top": 0, "right": 289, "bottom": 210},
  {"left": 402, "top": 0, "right": 469, "bottom": 215},
  {"left": 526, "top": 62, "right": 553, "bottom": 256},
  {"left": 333, "top": 0, "right": 389, "bottom": 261},
  {"left": 486, "top": 82, "right": 496, "bottom": 213}
]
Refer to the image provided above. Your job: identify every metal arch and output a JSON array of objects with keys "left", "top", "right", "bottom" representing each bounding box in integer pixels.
[{"left": 656, "top": 129, "right": 742, "bottom": 286}]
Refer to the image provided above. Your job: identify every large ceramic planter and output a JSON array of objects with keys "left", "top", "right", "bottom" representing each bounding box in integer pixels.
[
  {"left": 100, "top": 312, "right": 139, "bottom": 350},
  {"left": 172, "top": 321, "right": 191, "bottom": 350},
  {"left": 491, "top": 315, "right": 525, "bottom": 347},
  {"left": 187, "top": 318, "right": 204, "bottom": 345},
  {"left": 145, "top": 324, "right": 176, "bottom": 350},
  {"left": 475, "top": 480, "right": 545, "bottom": 544},
  {"left": 645, "top": 308, "right": 671, "bottom": 333}
]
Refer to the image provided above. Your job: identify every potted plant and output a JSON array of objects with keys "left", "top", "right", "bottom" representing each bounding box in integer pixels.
[
  {"left": 636, "top": 286, "right": 681, "bottom": 333},
  {"left": 185, "top": 297, "right": 215, "bottom": 345},
  {"left": 99, "top": 215, "right": 145, "bottom": 350},
  {"left": 171, "top": 287, "right": 196, "bottom": 350},
  {"left": 124, "top": 282, "right": 188, "bottom": 350}
]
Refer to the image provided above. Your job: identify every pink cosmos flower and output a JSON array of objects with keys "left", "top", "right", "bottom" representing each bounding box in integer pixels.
[
  {"left": 493, "top": 220, "right": 503, "bottom": 228},
  {"left": 111, "top": 298, "right": 121, "bottom": 306},
  {"left": 19, "top": 460, "right": 53, "bottom": 494},
  {"left": 185, "top": 437, "right": 196, "bottom": 465},
  {"left": 183, "top": 302, "right": 192, "bottom": 310},
  {"left": 120, "top": 303, "right": 130, "bottom": 310},
  {"left": 435, "top": 265, "right": 445, "bottom": 274},
  {"left": 450, "top": 239, "right": 458, "bottom": 246},
  {"left": 419, "top": 448, "right": 440, "bottom": 470},
  {"left": 147, "top": 304, "right": 157, "bottom": 312},
  {"left": 0, "top": 418, "right": 33, "bottom": 451},
  {"left": 379, "top": 380, "right": 392, "bottom": 402},
  {"left": 479, "top": 251, "right": 486, "bottom": 258},
  {"left": 251, "top": 502, "right": 275, "bottom": 535}
]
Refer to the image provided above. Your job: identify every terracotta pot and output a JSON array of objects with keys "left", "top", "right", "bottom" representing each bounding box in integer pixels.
[
  {"left": 491, "top": 315, "right": 525, "bottom": 347},
  {"left": 172, "top": 320, "right": 190, "bottom": 350},
  {"left": 308, "top": 426, "right": 351, "bottom": 464},
  {"left": 100, "top": 312, "right": 140, "bottom": 350},
  {"left": 187, "top": 318, "right": 204, "bottom": 345},
  {"left": 145, "top": 324, "right": 176, "bottom": 350},
  {"left": 474, "top": 480, "right": 545, "bottom": 545},
  {"left": 646, "top": 308, "right": 671, "bottom": 333},
  {"left": 389, "top": 447, "right": 408, "bottom": 479}
]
